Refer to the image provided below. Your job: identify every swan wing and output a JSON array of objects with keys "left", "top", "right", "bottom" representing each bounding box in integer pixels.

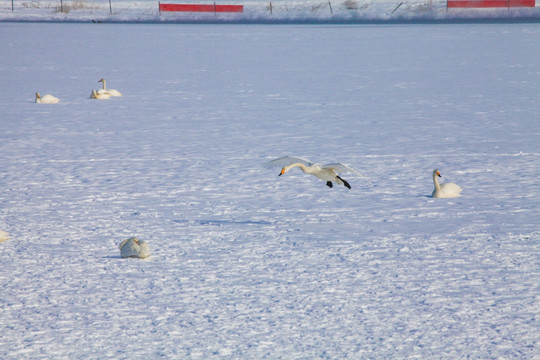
[
  {"left": 441, "top": 182, "right": 462, "bottom": 194},
  {"left": 39, "top": 94, "right": 60, "bottom": 104},
  {"left": 322, "top": 163, "right": 370, "bottom": 180},
  {"left": 264, "top": 156, "right": 314, "bottom": 168},
  {"left": 108, "top": 89, "right": 122, "bottom": 97}
]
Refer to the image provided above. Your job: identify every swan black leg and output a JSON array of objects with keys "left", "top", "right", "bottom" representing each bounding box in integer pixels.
[
  {"left": 337, "top": 176, "right": 351, "bottom": 189},
  {"left": 326, "top": 181, "right": 333, "bottom": 188}
]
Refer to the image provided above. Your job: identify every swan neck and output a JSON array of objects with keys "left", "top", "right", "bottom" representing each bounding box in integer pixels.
[
  {"left": 287, "top": 162, "right": 308, "bottom": 173},
  {"left": 433, "top": 173, "right": 441, "bottom": 190}
]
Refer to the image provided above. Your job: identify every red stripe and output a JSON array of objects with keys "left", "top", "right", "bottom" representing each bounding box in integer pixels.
[
  {"left": 448, "top": 0, "right": 535, "bottom": 7},
  {"left": 510, "top": 0, "right": 536, "bottom": 5},
  {"left": 216, "top": 4, "right": 244, "bottom": 12},
  {"left": 159, "top": 3, "right": 244, "bottom": 12}
]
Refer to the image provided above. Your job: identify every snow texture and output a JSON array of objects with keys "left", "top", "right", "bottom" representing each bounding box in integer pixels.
[{"left": 0, "top": 18, "right": 539, "bottom": 360}]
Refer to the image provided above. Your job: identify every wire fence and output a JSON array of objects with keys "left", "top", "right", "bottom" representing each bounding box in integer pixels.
[
  {"left": 0, "top": 0, "right": 442, "bottom": 14},
  {"left": 0, "top": 0, "right": 537, "bottom": 19}
]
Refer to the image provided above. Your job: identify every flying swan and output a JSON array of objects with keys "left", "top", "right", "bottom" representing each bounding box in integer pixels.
[
  {"left": 35, "top": 92, "right": 59, "bottom": 104},
  {"left": 432, "top": 169, "right": 462, "bottom": 198},
  {"left": 265, "top": 156, "right": 367, "bottom": 189},
  {"left": 98, "top": 78, "right": 122, "bottom": 97}
]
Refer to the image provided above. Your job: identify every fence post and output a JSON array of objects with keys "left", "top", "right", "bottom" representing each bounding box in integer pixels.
[
  {"left": 328, "top": 1, "right": 333, "bottom": 13},
  {"left": 11, "top": 0, "right": 14, "bottom": 11},
  {"left": 391, "top": 1, "right": 404, "bottom": 14},
  {"left": 60, "top": 0, "right": 63, "bottom": 13},
  {"left": 269, "top": 1, "right": 272, "bottom": 14},
  {"left": 109, "top": 0, "right": 112, "bottom": 14}
]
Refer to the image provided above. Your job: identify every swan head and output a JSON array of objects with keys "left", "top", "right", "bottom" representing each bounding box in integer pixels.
[
  {"left": 98, "top": 78, "right": 105, "bottom": 83},
  {"left": 433, "top": 169, "right": 441, "bottom": 177},
  {"left": 35, "top": 92, "right": 41, "bottom": 99},
  {"left": 279, "top": 167, "right": 286, "bottom": 176}
]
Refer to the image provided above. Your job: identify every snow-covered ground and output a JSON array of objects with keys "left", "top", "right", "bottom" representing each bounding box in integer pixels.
[
  {"left": 1, "top": 0, "right": 540, "bottom": 22},
  {"left": 1, "top": 20, "right": 539, "bottom": 359}
]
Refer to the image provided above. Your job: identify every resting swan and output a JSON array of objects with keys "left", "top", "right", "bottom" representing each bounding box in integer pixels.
[
  {"left": 119, "top": 237, "right": 150, "bottom": 259},
  {"left": 265, "top": 156, "right": 367, "bottom": 189},
  {"left": 90, "top": 89, "right": 111, "bottom": 99},
  {"left": 0, "top": 230, "right": 9, "bottom": 243},
  {"left": 432, "top": 169, "right": 462, "bottom": 198},
  {"left": 35, "top": 92, "right": 59, "bottom": 104},
  {"left": 98, "top": 78, "right": 122, "bottom": 97}
]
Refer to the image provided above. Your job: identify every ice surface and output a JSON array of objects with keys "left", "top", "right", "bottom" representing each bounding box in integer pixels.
[{"left": 0, "top": 21, "right": 539, "bottom": 359}]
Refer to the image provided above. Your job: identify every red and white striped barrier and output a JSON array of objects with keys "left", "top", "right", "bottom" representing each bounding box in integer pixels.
[
  {"left": 159, "top": 2, "right": 244, "bottom": 13},
  {"left": 447, "top": 0, "right": 535, "bottom": 8}
]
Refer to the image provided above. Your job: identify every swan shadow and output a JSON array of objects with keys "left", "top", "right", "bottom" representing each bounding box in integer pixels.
[{"left": 172, "top": 219, "right": 273, "bottom": 226}]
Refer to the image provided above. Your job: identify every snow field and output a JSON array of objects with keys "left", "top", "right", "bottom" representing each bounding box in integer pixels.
[{"left": 0, "top": 22, "right": 539, "bottom": 358}]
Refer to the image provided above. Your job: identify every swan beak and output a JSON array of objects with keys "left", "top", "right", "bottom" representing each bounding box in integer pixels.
[
  {"left": 436, "top": 171, "right": 441, "bottom": 177},
  {"left": 279, "top": 168, "right": 286, "bottom": 176}
]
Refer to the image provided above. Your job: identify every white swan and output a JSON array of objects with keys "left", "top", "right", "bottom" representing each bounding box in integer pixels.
[
  {"left": 0, "top": 230, "right": 9, "bottom": 243},
  {"left": 265, "top": 156, "right": 367, "bottom": 189},
  {"left": 90, "top": 89, "right": 111, "bottom": 100},
  {"left": 432, "top": 169, "right": 462, "bottom": 198},
  {"left": 119, "top": 237, "right": 150, "bottom": 259},
  {"left": 35, "top": 92, "right": 59, "bottom": 104},
  {"left": 98, "top": 78, "right": 122, "bottom": 97}
]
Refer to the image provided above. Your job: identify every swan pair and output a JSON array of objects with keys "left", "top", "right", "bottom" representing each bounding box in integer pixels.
[
  {"left": 90, "top": 78, "right": 122, "bottom": 99},
  {"left": 37, "top": 78, "right": 122, "bottom": 102},
  {"left": 266, "top": 156, "right": 463, "bottom": 198}
]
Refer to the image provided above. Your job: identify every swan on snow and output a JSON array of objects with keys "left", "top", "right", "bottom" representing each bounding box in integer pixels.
[
  {"left": 119, "top": 237, "right": 150, "bottom": 259},
  {"left": 265, "top": 156, "right": 367, "bottom": 189},
  {"left": 35, "top": 92, "right": 59, "bottom": 104},
  {"left": 98, "top": 78, "right": 122, "bottom": 97},
  {"left": 0, "top": 230, "right": 9, "bottom": 243},
  {"left": 432, "top": 169, "right": 462, "bottom": 198},
  {"left": 90, "top": 89, "right": 111, "bottom": 99}
]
